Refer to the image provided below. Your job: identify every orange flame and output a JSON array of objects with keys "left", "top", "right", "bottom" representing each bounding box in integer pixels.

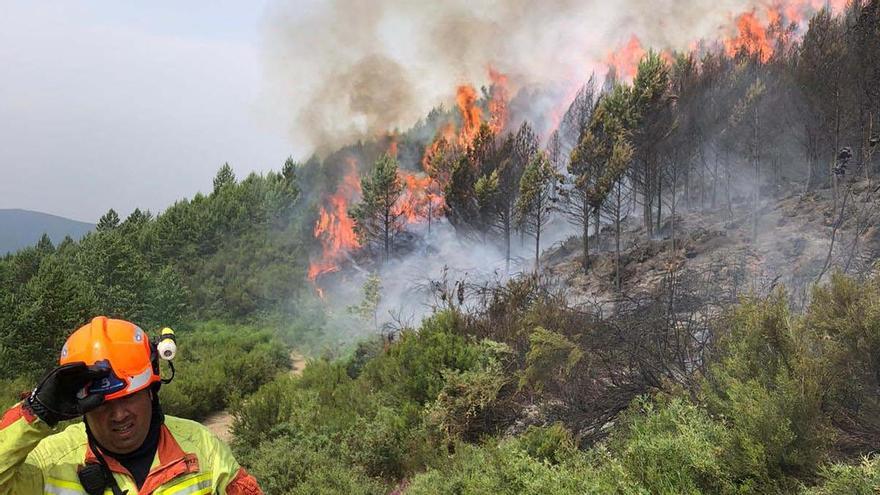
[
  {"left": 308, "top": 159, "right": 362, "bottom": 282},
  {"left": 422, "top": 123, "right": 456, "bottom": 185},
  {"left": 394, "top": 172, "right": 446, "bottom": 225},
  {"left": 605, "top": 35, "right": 645, "bottom": 81},
  {"left": 725, "top": 11, "right": 773, "bottom": 62},
  {"left": 386, "top": 134, "right": 399, "bottom": 158},
  {"left": 456, "top": 85, "right": 482, "bottom": 148},
  {"left": 488, "top": 67, "right": 509, "bottom": 135}
]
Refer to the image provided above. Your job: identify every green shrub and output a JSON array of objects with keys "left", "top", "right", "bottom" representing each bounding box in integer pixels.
[
  {"left": 515, "top": 423, "right": 577, "bottom": 465},
  {"left": 405, "top": 439, "right": 631, "bottom": 495},
  {"left": 610, "top": 396, "right": 735, "bottom": 494},
  {"left": 804, "top": 457, "right": 880, "bottom": 494},
  {"left": 424, "top": 365, "right": 508, "bottom": 443},
  {"left": 802, "top": 274, "right": 880, "bottom": 453},
  {"left": 701, "top": 292, "right": 829, "bottom": 487},
  {"left": 519, "top": 326, "right": 583, "bottom": 392},
  {"left": 360, "top": 311, "right": 484, "bottom": 405},
  {"left": 159, "top": 322, "right": 289, "bottom": 420},
  {"left": 0, "top": 377, "right": 32, "bottom": 410},
  {"left": 344, "top": 403, "right": 431, "bottom": 479},
  {"left": 248, "top": 433, "right": 383, "bottom": 495}
]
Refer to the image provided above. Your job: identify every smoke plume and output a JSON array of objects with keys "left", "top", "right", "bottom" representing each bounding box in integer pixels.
[{"left": 260, "top": 0, "right": 831, "bottom": 153}]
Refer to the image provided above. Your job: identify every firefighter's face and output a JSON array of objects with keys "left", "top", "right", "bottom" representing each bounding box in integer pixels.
[{"left": 85, "top": 388, "right": 153, "bottom": 454}]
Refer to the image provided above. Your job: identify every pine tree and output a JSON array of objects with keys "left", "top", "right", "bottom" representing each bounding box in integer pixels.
[
  {"left": 630, "top": 52, "right": 672, "bottom": 237},
  {"left": 350, "top": 154, "right": 404, "bottom": 261},
  {"left": 96, "top": 209, "right": 120, "bottom": 232},
  {"left": 348, "top": 272, "right": 382, "bottom": 331},
  {"left": 213, "top": 162, "right": 236, "bottom": 194},
  {"left": 515, "top": 152, "right": 559, "bottom": 271}
]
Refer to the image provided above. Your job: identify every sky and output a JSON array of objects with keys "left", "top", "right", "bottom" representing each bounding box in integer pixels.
[
  {"left": 0, "top": 1, "right": 296, "bottom": 222},
  {"left": 0, "top": 0, "right": 824, "bottom": 223}
]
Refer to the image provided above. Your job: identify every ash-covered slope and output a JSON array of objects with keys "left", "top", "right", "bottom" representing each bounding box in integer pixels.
[{"left": 545, "top": 180, "right": 880, "bottom": 310}]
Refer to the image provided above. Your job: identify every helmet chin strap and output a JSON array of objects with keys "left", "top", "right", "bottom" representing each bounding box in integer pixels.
[
  {"left": 80, "top": 390, "right": 163, "bottom": 495},
  {"left": 82, "top": 420, "right": 128, "bottom": 495}
]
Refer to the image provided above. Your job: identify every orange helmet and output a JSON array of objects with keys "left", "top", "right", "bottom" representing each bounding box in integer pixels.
[{"left": 60, "top": 316, "right": 161, "bottom": 401}]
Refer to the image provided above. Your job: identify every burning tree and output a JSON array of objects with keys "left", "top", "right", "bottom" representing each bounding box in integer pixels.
[
  {"left": 349, "top": 153, "right": 404, "bottom": 261},
  {"left": 476, "top": 123, "right": 537, "bottom": 272},
  {"left": 630, "top": 52, "right": 674, "bottom": 238},
  {"left": 445, "top": 124, "right": 499, "bottom": 239}
]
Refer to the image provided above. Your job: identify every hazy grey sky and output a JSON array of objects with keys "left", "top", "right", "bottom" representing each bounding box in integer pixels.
[
  {"left": 0, "top": 1, "right": 295, "bottom": 222},
  {"left": 0, "top": 0, "right": 801, "bottom": 223}
]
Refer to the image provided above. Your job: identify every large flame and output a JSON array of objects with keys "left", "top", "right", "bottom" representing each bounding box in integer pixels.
[
  {"left": 308, "top": 160, "right": 447, "bottom": 284},
  {"left": 606, "top": 35, "right": 646, "bottom": 81},
  {"left": 422, "top": 122, "right": 456, "bottom": 187},
  {"left": 427, "top": 67, "right": 511, "bottom": 172},
  {"left": 488, "top": 67, "right": 509, "bottom": 135},
  {"left": 456, "top": 85, "right": 482, "bottom": 148},
  {"left": 394, "top": 172, "right": 446, "bottom": 225},
  {"left": 308, "top": 159, "right": 362, "bottom": 282},
  {"left": 725, "top": 11, "right": 774, "bottom": 62}
]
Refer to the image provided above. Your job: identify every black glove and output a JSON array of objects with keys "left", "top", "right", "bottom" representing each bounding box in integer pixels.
[{"left": 26, "top": 362, "right": 110, "bottom": 426}]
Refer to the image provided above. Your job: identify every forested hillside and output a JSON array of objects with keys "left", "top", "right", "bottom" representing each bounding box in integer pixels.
[{"left": 3, "top": 2, "right": 880, "bottom": 494}]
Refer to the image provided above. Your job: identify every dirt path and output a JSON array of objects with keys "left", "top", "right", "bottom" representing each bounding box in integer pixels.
[{"left": 203, "top": 350, "right": 306, "bottom": 442}]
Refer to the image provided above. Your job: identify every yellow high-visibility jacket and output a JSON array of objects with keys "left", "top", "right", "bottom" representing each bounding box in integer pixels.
[{"left": 0, "top": 402, "right": 262, "bottom": 495}]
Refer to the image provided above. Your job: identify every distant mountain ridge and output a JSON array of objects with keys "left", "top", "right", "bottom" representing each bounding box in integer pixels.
[{"left": 0, "top": 209, "right": 94, "bottom": 255}]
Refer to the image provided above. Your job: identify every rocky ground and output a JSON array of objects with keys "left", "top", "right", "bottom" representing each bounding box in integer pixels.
[{"left": 544, "top": 179, "right": 880, "bottom": 311}]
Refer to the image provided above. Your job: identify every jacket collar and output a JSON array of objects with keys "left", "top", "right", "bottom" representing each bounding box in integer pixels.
[{"left": 84, "top": 424, "right": 200, "bottom": 495}]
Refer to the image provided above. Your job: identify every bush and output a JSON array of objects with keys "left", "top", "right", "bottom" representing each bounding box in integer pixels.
[
  {"left": 804, "top": 457, "right": 880, "bottom": 494},
  {"left": 515, "top": 423, "right": 577, "bottom": 465},
  {"left": 519, "top": 326, "right": 583, "bottom": 392},
  {"left": 701, "top": 292, "right": 829, "bottom": 488},
  {"left": 0, "top": 377, "right": 32, "bottom": 410},
  {"left": 360, "top": 311, "right": 484, "bottom": 405},
  {"left": 247, "top": 434, "right": 383, "bottom": 495},
  {"left": 159, "top": 322, "right": 289, "bottom": 420},
  {"left": 802, "top": 275, "right": 880, "bottom": 453},
  {"left": 610, "top": 396, "right": 735, "bottom": 494},
  {"left": 405, "top": 439, "right": 629, "bottom": 495},
  {"left": 424, "top": 364, "right": 508, "bottom": 444}
]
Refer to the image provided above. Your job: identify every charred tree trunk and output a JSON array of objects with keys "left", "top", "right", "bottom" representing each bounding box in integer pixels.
[
  {"left": 535, "top": 208, "right": 542, "bottom": 273},
  {"left": 725, "top": 150, "right": 733, "bottom": 219},
  {"left": 684, "top": 158, "right": 691, "bottom": 211},
  {"left": 671, "top": 158, "right": 678, "bottom": 251},
  {"left": 615, "top": 181, "right": 622, "bottom": 291},
  {"left": 656, "top": 166, "right": 663, "bottom": 235},
  {"left": 384, "top": 210, "right": 391, "bottom": 262},
  {"left": 582, "top": 201, "right": 590, "bottom": 273},
  {"left": 504, "top": 211, "right": 511, "bottom": 274},
  {"left": 644, "top": 159, "right": 654, "bottom": 237},
  {"left": 752, "top": 103, "right": 760, "bottom": 242},
  {"left": 712, "top": 146, "right": 719, "bottom": 209},
  {"left": 832, "top": 87, "right": 841, "bottom": 213}
]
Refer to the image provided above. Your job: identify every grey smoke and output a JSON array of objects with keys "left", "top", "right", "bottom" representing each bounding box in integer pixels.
[{"left": 262, "top": 0, "right": 772, "bottom": 153}]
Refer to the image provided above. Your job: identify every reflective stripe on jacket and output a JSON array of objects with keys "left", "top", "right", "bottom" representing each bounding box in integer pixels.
[{"left": 0, "top": 402, "right": 262, "bottom": 495}]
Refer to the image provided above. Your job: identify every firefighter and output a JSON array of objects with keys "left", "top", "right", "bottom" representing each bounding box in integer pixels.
[{"left": 0, "top": 316, "right": 263, "bottom": 495}]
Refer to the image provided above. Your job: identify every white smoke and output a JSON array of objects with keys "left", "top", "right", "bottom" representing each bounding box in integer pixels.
[
  {"left": 316, "top": 214, "right": 577, "bottom": 335},
  {"left": 261, "top": 0, "right": 781, "bottom": 153}
]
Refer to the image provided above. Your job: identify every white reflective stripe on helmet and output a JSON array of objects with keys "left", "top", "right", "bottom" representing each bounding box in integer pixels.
[
  {"left": 154, "top": 472, "right": 212, "bottom": 495},
  {"left": 44, "top": 477, "right": 86, "bottom": 495},
  {"left": 126, "top": 366, "right": 154, "bottom": 392}
]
